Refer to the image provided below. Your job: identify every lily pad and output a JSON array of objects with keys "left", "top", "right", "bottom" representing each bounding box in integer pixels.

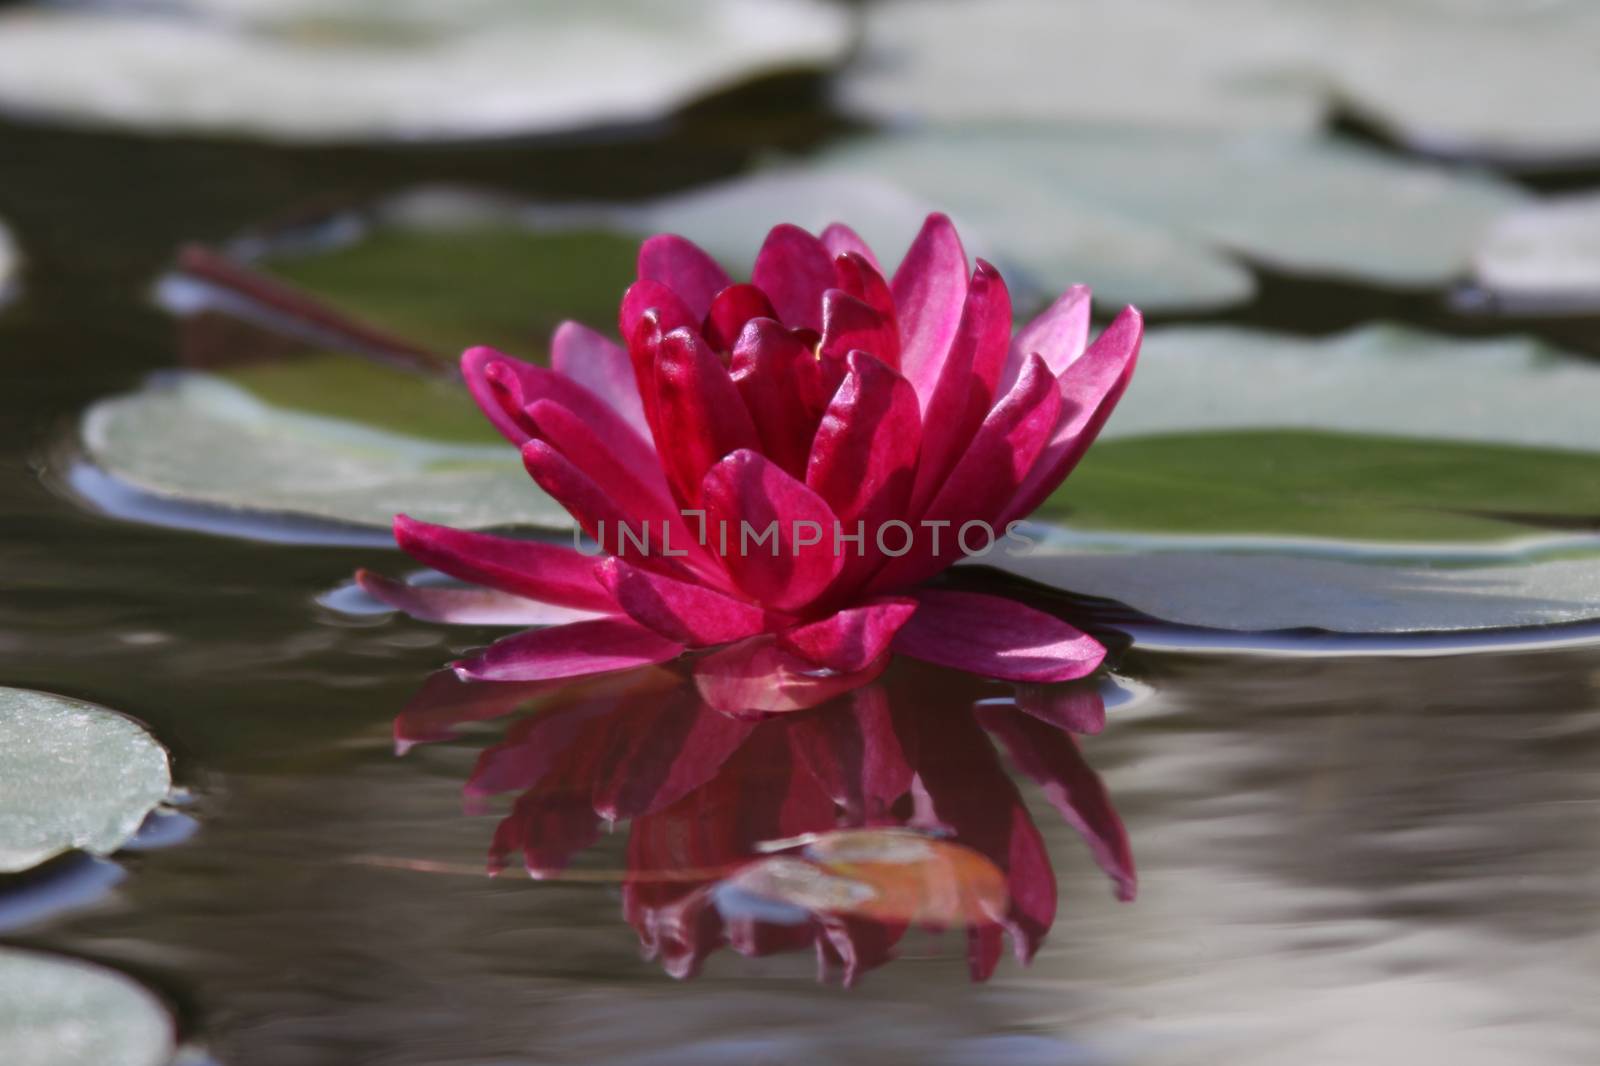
[
  {"left": 840, "top": 0, "right": 1600, "bottom": 164},
  {"left": 0, "top": 948, "right": 174, "bottom": 1066},
  {"left": 995, "top": 325, "right": 1600, "bottom": 636},
  {"left": 0, "top": 688, "right": 171, "bottom": 874},
  {"left": 79, "top": 372, "right": 570, "bottom": 535},
  {"left": 0, "top": 0, "right": 853, "bottom": 143},
  {"left": 1470, "top": 192, "right": 1600, "bottom": 314}
]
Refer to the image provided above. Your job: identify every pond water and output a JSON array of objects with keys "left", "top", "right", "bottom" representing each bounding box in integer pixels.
[{"left": 2, "top": 49, "right": 1600, "bottom": 1066}]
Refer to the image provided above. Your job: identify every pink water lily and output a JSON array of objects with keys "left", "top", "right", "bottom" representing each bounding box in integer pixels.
[{"left": 360, "top": 214, "right": 1141, "bottom": 687}]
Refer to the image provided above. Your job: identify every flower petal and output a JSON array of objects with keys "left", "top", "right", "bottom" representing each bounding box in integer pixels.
[
  {"left": 693, "top": 634, "right": 889, "bottom": 715},
  {"left": 597, "top": 556, "right": 770, "bottom": 647},
  {"left": 520, "top": 440, "right": 707, "bottom": 585},
  {"left": 890, "top": 213, "right": 968, "bottom": 408},
  {"left": 910, "top": 259, "right": 1013, "bottom": 516},
  {"left": 467, "top": 345, "right": 660, "bottom": 485},
  {"left": 701, "top": 283, "right": 777, "bottom": 353},
  {"left": 355, "top": 569, "right": 608, "bottom": 626},
  {"left": 729, "top": 318, "right": 819, "bottom": 478},
  {"left": 833, "top": 251, "right": 898, "bottom": 327},
  {"left": 777, "top": 596, "right": 918, "bottom": 673},
  {"left": 805, "top": 350, "right": 921, "bottom": 530},
  {"left": 891, "top": 590, "right": 1105, "bottom": 683},
  {"left": 702, "top": 449, "right": 844, "bottom": 613},
  {"left": 976, "top": 705, "right": 1137, "bottom": 902},
  {"left": 1002, "top": 306, "right": 1144, "bottom": 524},
  {"left": 998, "top": 284, "right": 1092, "bottom": 394},
  {"left": 870, "top": 353, "right": 1061, "bottom": 591},
  {"left": 820, "top": 222, "right": 882, "bottom": 272},
  {"left": 550, "top": 320, "right": 649, "bottom": 440},
  {"left": 393, "top": 514, "right": 617, "bottom": 611},
  {"left": 818, "top": 288, "right": 900, "bottom": 367},
  {"left": 454, "top": 617, "right": 686, "bottom": 682},
  {"left": 752, "top": 223, "right": 835, "bottom": 333},
  {"left": 461, "top": 346, "right": 539, "bottom": 444},
  {"left": 654, "top": 327, "right": 762, "bottom": 508},
  {"left": 637, "top": 233, "right": 729, "bottom": 319},
  {"left": 526, "top": 398, "right": 674, "bottom": 509},
  {"left": 1012, "top": 683, "right": 1106, "bottom": 736}
]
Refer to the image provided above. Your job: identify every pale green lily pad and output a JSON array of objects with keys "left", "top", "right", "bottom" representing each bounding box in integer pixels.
[
  {"left": 500, "top": 127, "right": 1521, "bottom": 311},
  {"left": 0, "top": 688, "right": 171, "bottom": 874},
  {"left": 841, "top": 0, "right": 1600, "bottom": 163},
  {"left": 80, "top": 373, "right": 570, "bottom": 533},
  {"left": 807, "top": 128, "right": 1521, "bottom": 298},
  {"left": 0, "top": 948, "right": 174, "bottom": 1066},
  {"left": 0, "top": 0, "right": 851, "bottom": 143},
  {"left": 996, "top": 325, "right": 1600, "bottom": 635},
  {"left": 1470, "top": 192, "right": 1600, "bottom": 313}
]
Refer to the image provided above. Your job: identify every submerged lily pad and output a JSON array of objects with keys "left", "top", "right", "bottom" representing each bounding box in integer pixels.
[
  {"left": 841, "top": 0, "right": 1600, "bottom": 164},
  {"left": 0, "top": 948, "right": 174, "bottom": 1066},
  {"left": 0, "top": 0, "right": 852, "bottom": 142},
  {"left": 1470, "top": 192, "right": 1600, "bottom": 314},
  {"left": 999, "top": 325, "right": 1600, "bottom": 635},
  {"left": 0, "top": 688, "right": 171, "bottom": 874}
]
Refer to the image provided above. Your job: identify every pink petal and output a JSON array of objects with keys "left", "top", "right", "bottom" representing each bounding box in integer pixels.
[
  {"left": 804, "top": 350, "right": 921, "bottom": 544},
  {"left": 693, "top": 635, "right": 889, "bottom": 715},
  {"left": 550, "top": 321, "right": 650, "bottom": 440},
  {"left": 654, "top": 327, "right": 762, "bottom": 508},
  {"left": 909, "top": 259, "right": 1013, "bottom": 516},
  {"left": 729, "top": 318, "right": 819, "bottom": 478},
  {"left": 525, "top": 398, "right": 674, "bottom": 512},
  {"left": 1003, "top": 306, "right": 1143, "bottom": 523},
  {"left": 620, "top": 280, "right": 697, "bottom": 352},
  {"left": 460, "top": 346, "right": 539, "bottom": 444},
  {"left": 637, "top": 234, "right": 730, "bottom": 319},
  {"left": 751, "top": 223, "right": 835, "bottom": 333},
  {"left": 998, "top": 284, "right": 1092, "bottom": 394},
  {"left": 891, "top": 590, "right": 1105, "bottom": 683},
  {"left": 777, "top": 596, "right": 918, "bottom": 673},
  {"left": 355, "top": 569, "right": 608, "bottom": 626},
  {"left": 597, "top": 557, "right": 770, "bottom": 647},
  {"left": 890, "top": 213, "right": 968, "bottom": 409},
  {"left": 820, "top": 222, "right": 882, "bottom": 272},
  {"left": 455, "top": 617, "right": 686, "bottom": 682},
  {"left": 701, "top": 450, "right": 844, "bottom": 613},
  {"left": 976, "top": 705, "right": 1136, "bottom": 901},
  {"left": 870, "top": 354, "right": 1061, "bottom": 591},
  {"left": 833, "top": 251, "right": 898, "bottom": 327},
  {"left": 818, "top": 289, "right": 900, "bottom": 367},
  {"left": 393, "top": 514, "right": 617, "bottom": 611},
  {"left": 466, "top": 346, "right": 660, "bottom": 486},
  {"left": 786, "top": 686, "right": 912, "bottom": 823},
  {"left": 520, "top": 441, "right": 708, "bottom": 585},
  {"left": 701, "top": 283, "right": 777, "bottom": 353}
]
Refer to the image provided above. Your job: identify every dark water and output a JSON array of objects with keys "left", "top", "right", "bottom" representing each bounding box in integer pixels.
[{"left": 4, "top": 85, "right": 1600, "bottom": 1065}]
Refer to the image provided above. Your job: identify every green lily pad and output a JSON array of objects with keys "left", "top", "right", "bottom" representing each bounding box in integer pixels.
[
  {"left": 1471, "top": 192, "right": 1600, "bottom": 314},
  {"left": 841, "top": 0, "right": 1600, "bottom": 164},
  {"left": 0, "top": 0, "right": 853, "bottom": 143},
  {"left": 0, "top": 948, "right": 174, "bottom": 1066},
  {"left": 998, "top": 325, "right": 1600, "bottom": 634},
  {"left": 0, "top": 688, "right": 171, "bottom": 874},
  {"left": 80, "top": 372, "right": 570, "bottom": 534}
]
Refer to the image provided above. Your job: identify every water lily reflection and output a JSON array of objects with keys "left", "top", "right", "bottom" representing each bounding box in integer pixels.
[{"left": 396, "top": 659, "right": 1135, "bottom": 984}]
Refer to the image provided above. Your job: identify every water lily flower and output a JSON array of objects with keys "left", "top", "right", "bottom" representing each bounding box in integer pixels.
[{"left": 360, "top": 215, "right": 1142, "bottom": 686}]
